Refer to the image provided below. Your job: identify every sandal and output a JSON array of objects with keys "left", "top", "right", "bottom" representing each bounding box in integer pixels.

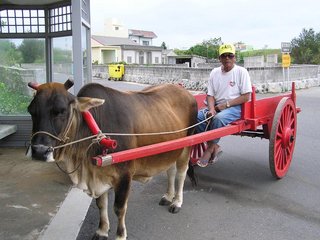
[
  {"left": 208, "top": 148, "right": 223, "bottom": 164},
  {"left": 196, "top": 148, "right": 214, "bottom": 167}
]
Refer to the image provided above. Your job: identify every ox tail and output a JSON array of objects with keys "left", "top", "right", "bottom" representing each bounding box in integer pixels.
[{"left": 187, "top": 162, "right": 198, "bottom": 187}]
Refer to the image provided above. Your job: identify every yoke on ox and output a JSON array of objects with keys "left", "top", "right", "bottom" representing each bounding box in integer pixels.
[{"left": 27, "top": 79, "right": 197, "bottom": 240}]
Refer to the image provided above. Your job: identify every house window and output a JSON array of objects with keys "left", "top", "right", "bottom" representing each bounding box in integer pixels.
[
  {"left": 115, "top": 26, "right": 119, "bottom": 30},
  {"left": 142, "top": 40, "right": 149, "bottom": 46},
  {"left": 127, "top": 56, "right": 132, "bottom": 64},
  {"left": 155, "top": 57, "right": 159, "bottom": 64}
]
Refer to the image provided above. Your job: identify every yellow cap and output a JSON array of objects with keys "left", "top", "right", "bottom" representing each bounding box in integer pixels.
[{"left": 219, "top": 44, "right": 236, "bottom": 56}]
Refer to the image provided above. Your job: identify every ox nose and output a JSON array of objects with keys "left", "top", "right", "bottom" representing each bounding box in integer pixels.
[{"left": 31, "top": 144, "right": 54, "bottom": 161}]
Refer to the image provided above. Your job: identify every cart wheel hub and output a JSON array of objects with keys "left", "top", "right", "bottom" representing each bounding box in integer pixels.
[{"left": 283, "top": 127, "right": 294, "bottom": 148}]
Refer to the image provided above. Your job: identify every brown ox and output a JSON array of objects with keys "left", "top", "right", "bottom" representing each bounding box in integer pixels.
[{"left": 27, "top": 79, "right": 197, "bottom": 240}]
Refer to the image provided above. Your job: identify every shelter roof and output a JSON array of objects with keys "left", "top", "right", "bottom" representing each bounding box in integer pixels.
[{"left": 0, "top": 0, "right": 67, "bottom": 6}]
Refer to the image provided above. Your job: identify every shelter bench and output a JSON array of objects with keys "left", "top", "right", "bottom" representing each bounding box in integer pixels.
[{"left": 0, "top": 124, "right": 17, "bottom": 140}]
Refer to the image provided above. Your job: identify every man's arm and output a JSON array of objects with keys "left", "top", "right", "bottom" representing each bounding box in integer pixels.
[
  {"left": 215, "top": 92, "right": 251, "bottom": 112},
  {"left": 206, "top": 95, "right": 217, "bottom": 116},
  {"left": 228, "top": 92, "right": 251, "bottom": 106}
]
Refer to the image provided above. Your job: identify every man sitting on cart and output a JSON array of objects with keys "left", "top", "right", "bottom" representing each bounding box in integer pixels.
[{"left": 196, "top": 43, "right": 253, "bottom": 167}]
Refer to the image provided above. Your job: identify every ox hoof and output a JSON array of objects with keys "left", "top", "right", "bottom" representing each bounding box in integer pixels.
[
  {"left": 159, "top": 197, "right": 171, "bottom": 206},
  {"left": 168, "top": 204, "right": 181, "bottom": 214},
  {"left": 91, "top": 233, "right": 108, "bottom": 240}
]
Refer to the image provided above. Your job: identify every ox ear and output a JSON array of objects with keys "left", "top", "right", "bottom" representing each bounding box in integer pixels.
[
  {"left": 64, "top": 79, "right": 74, "bottom": 90},
  {"left": 77, "top": 97, "right": 105, "bottom": 112}
]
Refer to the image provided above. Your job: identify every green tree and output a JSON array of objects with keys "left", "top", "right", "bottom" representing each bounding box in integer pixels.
[
  {"left": 161, "top": 41, "right": 167, "bottom": 50},
  {"left": 53, "top": 47, "right": 72, "bottom": 63},
  {"left": 18, "top": 39, "right": 45, "bottom": 63},
  {"left": 291, "top": 28, "right": 320, "bottom": 64},
  {"left": 238, "top": 49, "right": 281, "bottom": 64},
  {"left": 174, "top": 37, "right": 222, "bottom": 59},
  {"left": 0, "top": 40, "right": 22, "bottom": 66},
  {"left": 188, "top": 37, "right": 222, "bottom": 59},
  {"left": 173, "top": 48, "right": 191, "bottom": 55},
  {"left": 1, "top": 20, "right": 6, "bottom": 29}
]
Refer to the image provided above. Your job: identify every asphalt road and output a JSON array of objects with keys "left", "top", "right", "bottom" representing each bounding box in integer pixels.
[{"left": 78, "top": 81, "right": 320, "bottom": 240}]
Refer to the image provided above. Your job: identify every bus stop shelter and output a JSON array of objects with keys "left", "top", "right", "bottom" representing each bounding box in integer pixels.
[{"left": 0, "top": 0, "right": 92, "bottom": 147}]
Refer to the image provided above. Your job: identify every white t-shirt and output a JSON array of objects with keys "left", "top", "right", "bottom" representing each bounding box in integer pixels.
[{"left": 207, "top": 65, "right": 252, "bottom": 105}]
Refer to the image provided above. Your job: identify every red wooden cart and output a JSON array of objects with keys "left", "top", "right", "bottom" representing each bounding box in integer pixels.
[{"left": 92, "top": 82, "right": 300, "bottom": 179}]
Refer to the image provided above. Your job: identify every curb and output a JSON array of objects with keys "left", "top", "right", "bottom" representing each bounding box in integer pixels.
[{"left": 38, "top": 187, "right": 92, "bottom": 240}]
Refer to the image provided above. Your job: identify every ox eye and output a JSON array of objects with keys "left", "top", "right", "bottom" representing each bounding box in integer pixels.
[{"left": 52, "top": 107, "right": 67, "bottom": 117}]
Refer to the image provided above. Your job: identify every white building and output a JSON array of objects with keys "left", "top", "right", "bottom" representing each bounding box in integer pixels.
[
  {"left": 128, "top": 29, "right": 157, "bottom": 46},
  {"left": 91, "top": 35, "right": 163, "bottom": 65}
]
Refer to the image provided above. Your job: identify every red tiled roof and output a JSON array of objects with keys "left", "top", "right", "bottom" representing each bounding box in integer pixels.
[{"left": 129, "top": 29, "right": 157, "bottom": 39}]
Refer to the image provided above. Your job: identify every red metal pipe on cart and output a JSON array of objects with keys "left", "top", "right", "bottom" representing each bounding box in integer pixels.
[
  {"left": 92, "top": 121, "right": 250, "bottom": 167},
  {"left": 82, "top": 111, "right": 117, "bottom": 149}
]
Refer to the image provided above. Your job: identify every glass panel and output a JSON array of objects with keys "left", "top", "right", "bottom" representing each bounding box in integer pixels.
[
  {"left": 38, "top": 10, "right": 44, "bottom": 17},
  {"left": 23, "top": 10, "right": 30, "bottom": 17},
  {"left": 9, "top": 26, "right": 15, "bottom": 33},
  {"left": 39, "top": 18, "right": 45, "bottom": 25},
  {"left": 2, "top": 26, "right": 8, "bottom": 33},
  {"left": 24, "top": 18, "right": 30, "bottom": 25},
  {"left": 32, "top": 26, "right": 38, "bottom": 33},
  {"left": 15, "top": 10, "right": 22, "bottom": 17},
  {"left": 81, "top": 25, "right": 89, "bottom": 84},
  {"left": 8, "top": 10, "right": 15, "bottom": 16},
  {"left": 16, "top": 18, "right": 23, "bottom": 25},
  {"left": 24, "top": 25, "right": 31, "bottom": 33},
  {"left": 31, "top": 10, "right": 38, "bottom": 17},
  {"left": 0, "top": 39, "right": 46, "bottom": 116},
  {"left": 8, "top": 18, "right": 15, "bottom": 25},
  {"left": 39, "top": 26, "right": 45, "bottom": 32},
  {"left": 0, "top": 10, "right": 8, "bottom": 17},
  {"left": 52, "top": 36, "right": 73, "bottom": 84},
  {"left": 17, "top": 26, "right": 23, "bottom": 33}
]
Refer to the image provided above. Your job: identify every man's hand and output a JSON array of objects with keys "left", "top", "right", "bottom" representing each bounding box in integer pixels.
[
  {"left": 206, "top": 108, "right": 217, "bottom": 117},
  {"left": 214, "top": 102, "right": 227, "bottom": 112}
]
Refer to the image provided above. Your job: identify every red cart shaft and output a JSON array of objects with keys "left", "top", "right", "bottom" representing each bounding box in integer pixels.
[{"left": 93, "top": 121, "right": 250, "bottom": 167}]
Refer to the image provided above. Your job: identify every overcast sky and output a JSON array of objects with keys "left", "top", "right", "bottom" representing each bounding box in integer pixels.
[{"left": 90, "top": 0, "right": 320, "bottom": 50}]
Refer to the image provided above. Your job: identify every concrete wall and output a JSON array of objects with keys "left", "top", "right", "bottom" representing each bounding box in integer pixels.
[
  {"left": 123, "top": 65, "right": 211, "bottom": 90},
  {"left": 92, "top": 64, "right": 320, "bottom": 93}
]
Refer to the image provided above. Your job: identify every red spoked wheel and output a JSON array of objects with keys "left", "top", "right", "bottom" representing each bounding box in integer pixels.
[
  {"left": 269, "top": 97, "right": 297, "bottom": 179},
  {"left": 190, "top": 142, "right": 208, "bottom": 166}
]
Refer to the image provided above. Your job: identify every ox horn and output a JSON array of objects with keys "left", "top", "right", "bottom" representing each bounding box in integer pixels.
[
  {"left": 64, "top": 78, "right": 74, "bottom": 90},
  {"left": 28, "top": 82, "right": 40, "bottom": 90}
]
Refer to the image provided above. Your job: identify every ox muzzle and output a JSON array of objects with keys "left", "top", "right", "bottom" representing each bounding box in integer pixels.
[{"left": 27, "top": 144, "right": 55, "bottom": 162}]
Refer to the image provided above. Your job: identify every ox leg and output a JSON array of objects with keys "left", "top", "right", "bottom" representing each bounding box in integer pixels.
[
  {"left": 169, "top": 149, "right": 189, "bottom": 214},
  {"left": 114, "top": 174, "right": 131, "bottom": 240},
  {"left": 159, "top": 164, "right": 176, "bottom": 206},
  {"left": 93, "top": 192, "right": 109, "bottom": 240}
]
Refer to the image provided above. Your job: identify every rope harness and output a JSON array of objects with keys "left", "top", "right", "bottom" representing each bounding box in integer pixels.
[
  {"left": 29, "top": 108, "right": 214, "bottom": 174},
  {"left": 30, "top": 112, "right": 214, "bottom": 150}
]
